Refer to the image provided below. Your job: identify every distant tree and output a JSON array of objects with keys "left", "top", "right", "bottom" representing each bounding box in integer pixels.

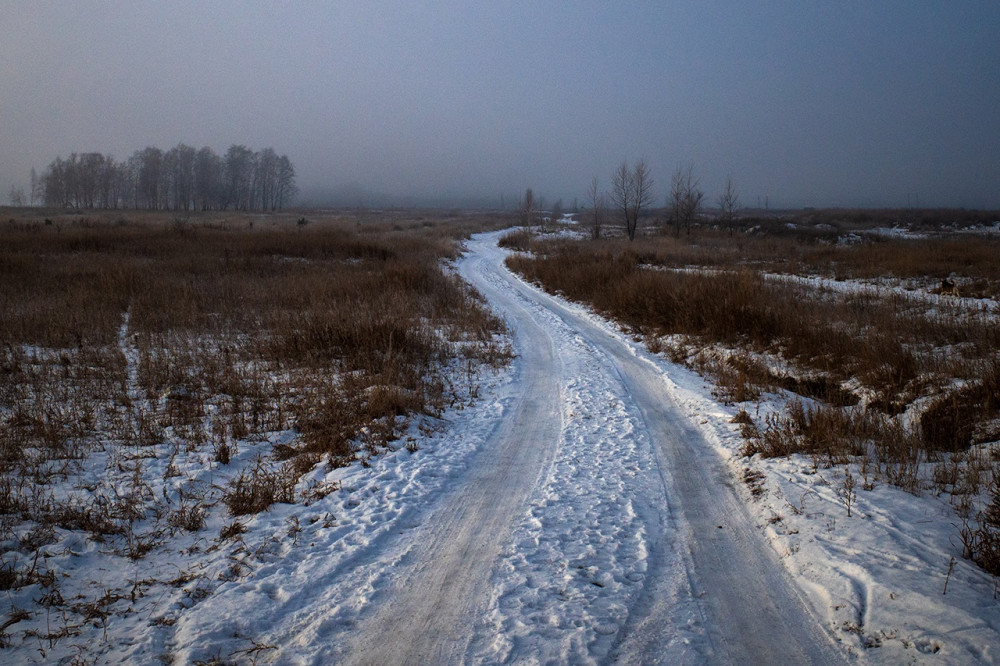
[
  {"left": 194, "top": 146, "right": 223, "bottom": 210},
  {"left": 611, "top": 160, "right": 654, "bottom": 241},
  {"left": 94, "top": 154, "right": 118, "bottom": 208},
  {"left": 611, "top": 162, "right": 632, "bottom": 237},
  {"left": 550, "top": 199, "right": 563, "bottom": 226},
  {"left": 109, "top": 159, "right": 130, "bottom": 208},
  {"left": 255, "top": 147, "right": 278, "bottom": 211},
  {"left": 631, "top": 160, "right": 655, "bottom": 236},
  {"left": 717, "top": 174, "right": 740, "bottom": 236},
  {"left": 136, "top": 146, "right": 164, "bottom": 210},
  {"left": 42, "top": 157, "right": 66, "bottom": 206},
  {"left": 225, "top": 145, "right": 255, "bottom": 211},
  {"left": 165, "top": 143, "right": 197, "bottom": 211},
  {"left": 125, "top": 152, "right": 143, "bottom": 208},
  {"left": 519, "top": 187, "right": 535, "bottom": 229},
  {"left": 77, "top": 152, "right": 106, "bottom": 208},
  {"left": 587, "top": 176, "right": 608, "bottom": 240},
  {"left": 669, "top": 164, "right": 704, "bottom": 237},
  {"left": 37, "top": 143, "right": 295, "bottom": 212},
  {"left": 275, "top": 155, "right": 297, "bottom": 210}
]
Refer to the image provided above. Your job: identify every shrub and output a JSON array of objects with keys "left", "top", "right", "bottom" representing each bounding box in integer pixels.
[{"left": 223, "top": 458, "right": 296, "bottom": 516}]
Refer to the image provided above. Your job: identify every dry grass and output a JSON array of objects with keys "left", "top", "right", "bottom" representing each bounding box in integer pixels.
[
  {"left": 505, "top": 228, "right": 1000, "bottom": 455},
  {"left": 497, "top": 228, "right": 536, "bottom": 252},
  {"left": 0, "top": 206, "right": 519, "bottom": 655},
  {"left": 0, "top": 208, "right": 512, "bottom": 525},
  {"left": 556, "top": 215, "right": 1000, "bottom": 296},
  {"left": 0, "top": 208, "right": 516, "bottom": 654}
]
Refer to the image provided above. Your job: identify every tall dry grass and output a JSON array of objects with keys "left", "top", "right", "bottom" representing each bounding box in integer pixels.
[
  {"left": 506, "top": 234, "right": 1000, "bottom": 454},
  {"left": 0, "top": 210, "right": 511, "bottom": 520}
]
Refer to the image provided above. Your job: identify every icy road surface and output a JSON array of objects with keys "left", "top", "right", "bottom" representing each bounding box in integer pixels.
[{"left": 342, "top": 231, "right": 848, "bottom": 664}]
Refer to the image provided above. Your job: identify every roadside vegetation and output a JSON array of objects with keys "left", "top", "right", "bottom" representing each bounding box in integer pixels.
[
  {"left": 0, "top": 207, "right": 510, "bottom": 654},
  {"left": 503, "top": 212, "right": 1000, "bottom": 576}
]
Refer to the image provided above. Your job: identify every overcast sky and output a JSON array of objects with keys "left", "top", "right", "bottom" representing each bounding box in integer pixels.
[{"left": 2, "top": 1, "right": 999, "bottom": 209}]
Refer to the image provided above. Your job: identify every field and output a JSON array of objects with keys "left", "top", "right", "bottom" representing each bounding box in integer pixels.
[
  {"left": 0, "top": 207, "right": 511, "bottom": 658},
  {"left": 2, "top": 205, "right": 1000, "bottom": 662}
]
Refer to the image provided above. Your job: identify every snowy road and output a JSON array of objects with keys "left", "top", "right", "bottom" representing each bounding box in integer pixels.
[
  {"left": 339, "top": 242, "right": 564, "bottom": 664},
  {"left": 340, "top": 231, "right": 849, "bottom": 664}
]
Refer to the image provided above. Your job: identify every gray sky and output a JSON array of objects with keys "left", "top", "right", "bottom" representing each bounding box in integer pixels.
[{"left": 2, "top": 1, "right": 999, "bottom": 209}]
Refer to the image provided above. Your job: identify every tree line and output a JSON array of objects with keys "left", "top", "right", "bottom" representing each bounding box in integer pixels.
[{"left": 30, "top": 144, "right": 297, "bottom": 211}]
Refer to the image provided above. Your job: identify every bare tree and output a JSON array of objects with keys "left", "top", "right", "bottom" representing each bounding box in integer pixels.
[
  {"left": 136, "top": 146, "right": 164, "bottom": 210},
  {"left": 255, "top": 147, "right": 279, "bottom": 211},
  {"left": 717, "top": 174, "right": 740, "bottom": 236},
  {"left": 77, "top": 152, "right": 107, "bottom": 209},
  {"left": 94, "top": 154, "right": 118, "bottom": 209},
  {"left": 42, "top": 157, "right": 66, "bottom": 206},
  {"left": 39, "top": 143, "right": 295, "bottom": 212},
  {"left": 631, "top": 160, "right": 655, "bottom": 237},
  {"left": 611, "top": 161, "right": 632, "bottom": 237},
  {"left": 165, "top": 143, "right": 197, "bottom": 211},
  {"left": 669, "top": 164, "right": 704, "bottom": 237},
  {"left": 587, "top": 175, "right": 608, "bottom": 240},
  {"left": 550, "top": 199, "right": 563, "bottom": 226},
  {"left": 109, "top": 160, "right": 130, "bottom": 208},
  {"left": 194, "top": 146, "right": 223, "bottom": 211},
  {"left": 224, "top": 145, "right": 255, "bottom": 211},
  {"left": 275, "top": 155, "right": 298, "bottom": 210},
  {"left": 611, "top": 160, "right": 655, "bottom": 241},
  {"left": 519, "top": 187, "right": 535, "bottom": 229}
]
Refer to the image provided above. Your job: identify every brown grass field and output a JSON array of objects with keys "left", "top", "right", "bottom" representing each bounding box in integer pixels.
[{"left": 0, "top": 207, "right": 513, "bottom": 521}]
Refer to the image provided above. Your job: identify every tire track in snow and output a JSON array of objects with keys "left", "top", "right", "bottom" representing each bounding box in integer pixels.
[
  {"left": 463, "top": 283, "right": 702, "bottom": 663},
  {"left": 339, "top": 230, "right": 851, "bottom": 664},
  {"left": 464, "top": 231, "right": 851, "bottom": 665},
  {"left": 338, "top": 247, "right": 565, "bottom": 664}
]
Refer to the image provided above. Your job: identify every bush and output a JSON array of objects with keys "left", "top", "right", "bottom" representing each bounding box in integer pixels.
[{"left": 223, "top": 459, "right": 297, "bottom": 516}]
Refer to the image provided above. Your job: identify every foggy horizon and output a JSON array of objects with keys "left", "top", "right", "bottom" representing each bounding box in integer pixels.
[{"left": 2, "top": 1, "right": 999, "bottom": 210}]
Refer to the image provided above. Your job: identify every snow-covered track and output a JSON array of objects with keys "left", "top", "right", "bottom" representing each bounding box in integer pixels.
[
  {"left": 336, "top": 230, "right": 851, "bottom": 664},
  {"left": 464, "top": 231, "right": 846, "bottom": 665},
  {"left": 339, "top": 247, "right": 564, "bottom": 664}
]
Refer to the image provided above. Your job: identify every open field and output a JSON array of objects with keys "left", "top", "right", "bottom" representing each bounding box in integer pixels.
[
  {"left": 3, "top": 205, "right": 1000, "bottom": 662},
  {"left": 0, "top": 207, "right": 512, "bottom": 659}
]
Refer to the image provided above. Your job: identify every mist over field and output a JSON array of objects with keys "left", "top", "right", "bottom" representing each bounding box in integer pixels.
[
  {"left": 6, "top": 3, "right": 1000, "bottom": 663},
  {"left": 2, "top": 1, "right": 1000, "bottom": 208}
]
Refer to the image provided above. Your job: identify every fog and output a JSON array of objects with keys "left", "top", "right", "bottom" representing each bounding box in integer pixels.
[{"left": 2, "top": 1, "right": 999, "bottom": 209}]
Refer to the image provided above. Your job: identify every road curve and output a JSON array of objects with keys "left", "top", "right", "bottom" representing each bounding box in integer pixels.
[
  {"left": 340, "top": 241, "right": 564, "bottom": 665},
  {"left": 344, "top": 230, "right": 851, "bottom": 664}
]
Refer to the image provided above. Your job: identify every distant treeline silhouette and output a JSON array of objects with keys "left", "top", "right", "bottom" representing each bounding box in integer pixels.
[{"left": 36, "top": 144, "right": 297, "bottom": 211}]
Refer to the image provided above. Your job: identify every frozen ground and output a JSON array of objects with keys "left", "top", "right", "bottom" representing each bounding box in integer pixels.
[{"left": 3, "top": 230, "right": 999, "bottom": 664}]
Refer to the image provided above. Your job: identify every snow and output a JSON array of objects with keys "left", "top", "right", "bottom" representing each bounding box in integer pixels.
[
  {"left": 866, "top": 227, "right": 928, "bottom": 240},
  {"left": 3, "top": 229, "right": 999, "bottom": 664},
  {"left": 759, "top": 271, "right": 999, "bottom": 315},
  {"left": 465, "top": 282, "right": 693, "bottom": 663},
  {"left": 651, "top": 264, "right": 998, "bottom": 316}
]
